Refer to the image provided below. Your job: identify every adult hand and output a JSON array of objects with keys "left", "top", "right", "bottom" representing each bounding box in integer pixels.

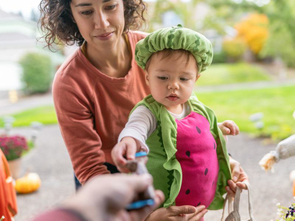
[
  {"left": 145, "top": 205, "right": 207, "bottom": 221},
  {"left": 112, "top": 137, "right": 142, "bottom": 173},
  {"left": 64, "top": 174, "right": 164, "bottom": 221},
  {"left": 226, "top": 157, "right": 249, "bottom": 197},
  {"left": 218, "top": 120, "right": 240, "bottom": 136}
]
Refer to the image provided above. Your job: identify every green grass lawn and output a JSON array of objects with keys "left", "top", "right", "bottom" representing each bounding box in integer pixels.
[
  {"left": 0, "top": 106, "right": 57, "bottom": 127},
  {"left": 197, "top": 85, "right": 295, "bottom": 141},
  {"left": 197, "top": 63, "right": 271, "bottom": 86},
  {"left": 0, "top": 65, "right": 293, "bottom": 142}
]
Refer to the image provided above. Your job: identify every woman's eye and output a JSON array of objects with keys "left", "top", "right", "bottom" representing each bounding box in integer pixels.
[
  {"left": 81, "top": 10, "right": 93, "bottom": 15},
  {"left": 105, "top": 4, "right": 117, "bottom": 10},
  {"left": 158, "top": 76, "right": 167, "bottom": 80}
]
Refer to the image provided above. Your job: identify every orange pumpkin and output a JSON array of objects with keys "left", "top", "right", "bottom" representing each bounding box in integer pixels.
[{"left": 15, "top": 173, "right": 41, "bottom": 194}]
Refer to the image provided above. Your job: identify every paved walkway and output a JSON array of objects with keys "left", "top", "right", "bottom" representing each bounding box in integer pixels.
[
  {"left": 0, "top": 92, "right": 53, "bottom": 116},
  {"left": 8, "top": 125, "right": 74, "bottom": 221},
  {"left": 10, "top": 125, "right": 295, "bottom": 221},
  {"left": 1, "top": 81, "right": 295, "bottom": 220}
]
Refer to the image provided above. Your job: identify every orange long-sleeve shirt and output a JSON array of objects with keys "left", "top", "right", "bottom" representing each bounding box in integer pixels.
[{"left": 53, "top": 31, "right": 150, "bottom": 184}]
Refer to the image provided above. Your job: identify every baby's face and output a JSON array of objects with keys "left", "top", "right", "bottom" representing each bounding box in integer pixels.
[{"left": 145, "top": 51, "right": 199, "bottom": 114}]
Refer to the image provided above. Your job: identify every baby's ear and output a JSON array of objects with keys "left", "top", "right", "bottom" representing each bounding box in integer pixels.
[
  {"left": 145, "top": 71, "right": 150, "bottom": 86},
  {"left": 196, "top": 73, "right": 201, "bottom": 81}
]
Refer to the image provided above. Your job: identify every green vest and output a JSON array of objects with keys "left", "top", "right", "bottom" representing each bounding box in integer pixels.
[{"left": 131, "top": 94, "right": 231, "bottom": 210}]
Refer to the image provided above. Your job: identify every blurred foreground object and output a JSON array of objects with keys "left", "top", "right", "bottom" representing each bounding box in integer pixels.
[
  {"left": 290, "top": 170, "right": 295, "bottom": 197},
  {"left": 259, "top": 135, "right": 295, "bottom": 172},
  {"left": 259, "top": 110, "right": 295, "bottom": 172},
  {"left": 15, "top": 173, "right": 41, "bottom": 194},
  {"left": 0, "top": 149, "right": 18, "bottom": 221},
  {"left": 276, "top": 201, "right": 295, "bottom": 220}
]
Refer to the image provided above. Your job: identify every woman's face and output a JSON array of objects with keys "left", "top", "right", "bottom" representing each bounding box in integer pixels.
[{"left": 70, "top": 0, "right": 125, "bottom": 49}]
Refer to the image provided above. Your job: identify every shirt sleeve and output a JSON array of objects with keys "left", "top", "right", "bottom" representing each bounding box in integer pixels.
[
  {"left": 118, "top": 106, "right": 156, "bottom": 152},
  {"left": 32, "top": 208, "right": 88, "bottom": 221},
  {"left": 53, "top": 78, "right": 109, "bottom": 185}
]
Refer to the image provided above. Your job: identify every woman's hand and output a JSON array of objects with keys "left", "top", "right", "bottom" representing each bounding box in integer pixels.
[
  {"left": 226, "top": 157, "right": 249, "bottom": 197},
  {"left": 145, "top": 205, "right": 207, "bottom": 221}
]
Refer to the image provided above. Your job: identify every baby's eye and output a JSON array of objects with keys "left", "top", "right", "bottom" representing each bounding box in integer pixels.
[
  {"left": 105, "top": 4, "right": 117, "bottom": 10},
  {"left": 180, "top": 77, "right": 189, "bottom": 81},
  {"left": 157, "top": 76, "right": 168, "bottom": 80},
  {"left": 81, "top": 10, "right": 93, "bottom": 15}
]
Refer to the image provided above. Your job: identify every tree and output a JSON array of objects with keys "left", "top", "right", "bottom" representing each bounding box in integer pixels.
[
  {"left": 147, "top": 0, "right": 204, "bottom": 32},
  {"left": 206, "top": 0, "right": 295, "bottom": 67},
  {"left": 235, "top": 13, "right": 269, "bottom": 55}
]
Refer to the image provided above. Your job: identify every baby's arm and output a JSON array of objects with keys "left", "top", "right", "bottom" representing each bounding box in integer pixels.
[
  {"left": 218, "top": 120, "right": 240, "bottom": 136},
  {"left": 112, "top": 106, "right": 156, "bottom": 173}
]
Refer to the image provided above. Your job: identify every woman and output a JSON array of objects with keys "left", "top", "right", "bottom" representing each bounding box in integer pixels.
[{"left": 39, "top": 0, "right": 248, "bottom": 220}]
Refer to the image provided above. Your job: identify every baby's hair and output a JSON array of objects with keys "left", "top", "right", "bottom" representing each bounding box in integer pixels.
[{"left": 145, "top": 49, "right": 198, "bottom": 72}]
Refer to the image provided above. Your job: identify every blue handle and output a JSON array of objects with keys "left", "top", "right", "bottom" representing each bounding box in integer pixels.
[{"left": 135, "top": 151, "right": 147, "bottom": 158}]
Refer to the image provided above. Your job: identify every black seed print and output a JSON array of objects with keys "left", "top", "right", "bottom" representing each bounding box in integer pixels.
[
  {"left": 186, "top": 151, "right": 190, "bottom": 157},
  {"left": 205, "top": 168, "right": 208, "bottom": 175},
  {"left": 186, "top": 189, "right": 190, "bottom": 195},
  {"left": 212, "top": 181, "right": 214, "bottom": 186},
  {"left": 197, "top": 202, "right": 201, "bottom": 206},
  {"left": 214, "top": 142, "right": 216, "bottom": 150},
  {"left": 196, "top": 126, "right": 201, "bottom": 134}
]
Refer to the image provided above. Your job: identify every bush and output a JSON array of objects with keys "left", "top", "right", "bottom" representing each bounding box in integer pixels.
[
  {"left": 212, "top": 50, "right": 227, "bottom": 64},
  {"left": 19, "top": 52, "right": 52, "bottom": 94},
  {"left": 222, "top": 38, "right": 246, "bottom": 62}
]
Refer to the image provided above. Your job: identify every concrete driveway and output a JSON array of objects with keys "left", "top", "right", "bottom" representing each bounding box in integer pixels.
[
  {"left": 1, "top": 90, "right": 295, "bottom": 220},
  {"left": 8, "top": 124, "right": 295, "bottom": 221}
]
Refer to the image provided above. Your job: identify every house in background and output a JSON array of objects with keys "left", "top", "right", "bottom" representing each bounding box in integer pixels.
[{"left": 0, "top": 9, "right": 65, "bottom": 97}]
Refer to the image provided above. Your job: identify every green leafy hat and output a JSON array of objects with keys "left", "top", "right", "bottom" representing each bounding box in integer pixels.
[{"left": 135, "top": 24, "right": 213, "bottom": 73}]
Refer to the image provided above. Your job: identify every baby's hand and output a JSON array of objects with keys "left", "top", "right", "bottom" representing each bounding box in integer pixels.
[
  {"left": 218, "top": 120, "right": 239, "bottom": 136},
  {"left": 111, "top": 137, "right": 140, "bottom": 173}
]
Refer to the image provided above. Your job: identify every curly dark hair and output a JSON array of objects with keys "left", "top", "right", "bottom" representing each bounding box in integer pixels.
[{"left": 38, "top": 0, "right": 147, "bottom": 50}]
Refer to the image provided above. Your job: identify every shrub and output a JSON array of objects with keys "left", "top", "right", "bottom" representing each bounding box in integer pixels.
[
  {"left": 19, "top": 52, "right": 52, "bottom": 94},
  {"left": 222, "top": 38, "right": 246, "bottom": 62},
  {"left": 0, "top": 135, "right": 28, "bottom": 161},
  {"left": 212, "top": 50, "right": 227, "bottom": 64}
]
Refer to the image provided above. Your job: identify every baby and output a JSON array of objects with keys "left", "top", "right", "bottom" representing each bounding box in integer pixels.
[{"left": 112, "top": 25, "right": 238, "bottom": 218}]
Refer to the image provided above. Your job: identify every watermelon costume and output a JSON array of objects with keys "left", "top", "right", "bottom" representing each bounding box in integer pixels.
[
  {"left": 131, "top": 24, "right": 232, "bottom": 210},
  {"left": 132, "top": 94, "right": 231, "bottom": 210}
]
